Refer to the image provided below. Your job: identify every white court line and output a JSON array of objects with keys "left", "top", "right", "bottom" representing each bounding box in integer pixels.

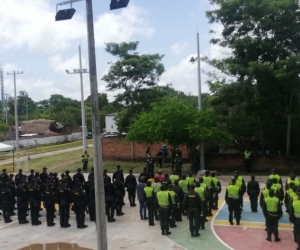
[
  {"left": 0, "top": 219, "right": 18, "bottom": 229},
  {"left": 210, "top": 201, "right": 235, "bottom": 250}
]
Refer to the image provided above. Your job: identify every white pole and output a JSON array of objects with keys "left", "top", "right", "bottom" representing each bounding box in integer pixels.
[
  {"left": 79, "top": 46, "right": 87, "bottom": 153},
  {"left": 13, "top": 72, "right": 19, "bottom": 154},
  {"left": 197, "top": 33, "right": 205, "bottom": 170}
]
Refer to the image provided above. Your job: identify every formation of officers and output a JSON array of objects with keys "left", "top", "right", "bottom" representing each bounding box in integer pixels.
[{"left": 0, "top": 167, "right": 96, "bottom": 228}]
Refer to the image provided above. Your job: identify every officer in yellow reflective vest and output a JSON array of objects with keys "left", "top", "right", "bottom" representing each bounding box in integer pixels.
[
  {"left": 184, "top": 184, "right": 203, "bottom": 237},
  {"left": 269, "top": 168, "right": 282, "bottom": 185},
  {"left": 203, "top": 170, "right": 215, "bottom": 216},
  {"left": 156, "top": 185, "right": 173, "bottom": 235},
  {"left": 151, "top": 177, "right": 161, "bottom": 221},
  {"left": 81, "top": 151, "right": 89, "bottom": 172},
  {"left": 286, "top": 172, "right": 300, "bottom": 191},
  {"left": 289, "top": 192, "right": 300, "bottom": 249},
  {"left": 144, "top": 181, "right": 155, "bottom": 226},
  {"left": 170, "top": 171, "right": 179, "bottom": 185},
  {"left": 263, "top": 189, "right": 282, "bottom": 242},
  {"left": 244, "top": 149, "right": 252, "bottom": 172},
  {"left": 225, "top": 178, "right": 242, "bottom": 225},
  {"left": 168, "top": 184, "right": 178, "bottom": 228},
  {"left": 195, "top": 181, "right": 208, "bottom": 230},
  {"left": 211, "top": 172, "right": 221, "bottom": 210},
  {"left": 186, "top": 173, "right": 195, "bottom": 186}
]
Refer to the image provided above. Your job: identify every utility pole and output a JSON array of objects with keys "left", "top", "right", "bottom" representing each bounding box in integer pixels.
[
  {"left": 65, "top": 45, "right": 88, "bottom": 153},
  {"left": 197, "top": 33, "right": 205, "bottom": 170},
  {"left": 86, "top": 0, "right": 107, "bottom": 248},
  {"left": 5, "top": 94, "right": 10, "bottom": 125},
  {"left": 7, "top": 71, "right": 23, "bottom": 159},
  {"left": 0, "top": 66, "right": 4, "bottom": 119},
  {"left": 23, "top": 102, "right": 30, "bottom": 160}
]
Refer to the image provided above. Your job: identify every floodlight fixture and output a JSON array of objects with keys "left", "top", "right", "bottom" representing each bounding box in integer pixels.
[{"left": 110, "top": 0, "right": 130, "bottom": 10}]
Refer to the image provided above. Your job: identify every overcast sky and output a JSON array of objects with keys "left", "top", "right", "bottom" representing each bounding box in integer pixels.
[{"left": 0, "top": 0, "right": 230, "bottom": 103}]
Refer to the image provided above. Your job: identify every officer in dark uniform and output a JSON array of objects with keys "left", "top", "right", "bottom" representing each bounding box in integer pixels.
[
  {"left": 7, "top": 176, "right": 16, "bottom": 216},
  {"left": 64, "top": 170, "right": 72, "bottom": 187},
  {"left": 73, "top": 183, "right": 88, "bottom": 229},
  {"left": 39, "top": 167, "right": 48, "bottom": 188},
  {"left": 88, "top": 167, "right": 94, "bottom": 180},
  {"left": 144, "top": 181, "right": 155, "bottom": 226},
  {"left": 112, "top": 165, "right": 124, "bottom": 183},
  {"left": 114, "top": 175, "right": 125, "bottom": 216},
  {"left": 15, "top": 181, "right": 29, "bottom": 224},
  {"left": 27, "top": 179, "right": 42, "bottom": 226},
  {"left": 174, "top": 154, "right": 183, "bottom": 179},
  {"left": 146, "top": 157, "right": 155, "bottom": 176},
  {"left": 89, "top": 185, "right": 96, "bottom": 222},
  {"left": 184, "top": 184, "right": 203, "bottom": 237},
  {"left": 138, "top": 167, "right": 150, "bottom": 183},
  {"left": 57, "top": 180, "right": 72, "bottom": 228},
  {"left": 15, "top": 169, "right": 24, "bottom": 187},
  {"left": 247, "top": 175, "right": 260, "bottom": 212},
  {"left": 74, "top": 168, "right": 86, "bottom": 186},
  {"left": 28, "top": 169, "right": 35, "bottom": 183},
  {"left": 263, "top": 189, "right": 282, "bottom": 242},
  {"left": 173, "top": 180, "right": 184, "bottom": 222},
  {"left": 161, "top": 174, "right": 171, "bottom": 189},
  {"left": 43, "top": 183, "right": 56, "bottom": 226},
  {"left": 104, "top": 177, "right": 117, "bottom": 222},
  {"left": 125, "top": 169, "right": 137, "bottom": 207},
  {"left": 0, "top": 182, "right": 14, "bottom": 223},
  {"left": 225, "top": 178, "right": 242, "bottom": 225}
]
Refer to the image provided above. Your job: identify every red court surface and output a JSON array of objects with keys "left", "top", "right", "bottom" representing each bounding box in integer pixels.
[{"left": 214, "top": 226, "right": 297, "bottom": 250}]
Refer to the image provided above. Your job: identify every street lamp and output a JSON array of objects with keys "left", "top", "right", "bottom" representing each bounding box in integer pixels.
[
  {"left": 65, "top": 46, "right": 88, "bottom": 153},
  {"left": 55, "top": 1, "right": 130, "bottom": 250}
]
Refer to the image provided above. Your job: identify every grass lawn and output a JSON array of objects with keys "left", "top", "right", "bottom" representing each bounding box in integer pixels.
[
  {"left": 0, "top": 145, "right": 191, "bottom": 174},
  {"left": 0, "top": 139, "right": 93, "bottom": 161}
]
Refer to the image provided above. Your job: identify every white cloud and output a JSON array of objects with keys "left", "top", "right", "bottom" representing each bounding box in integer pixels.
[
  {"left": 49, "top": 54, "right": 87, "bottom": 73},
  {"left": 94, "top": 5, "right": 155, "bottom": 47},
  {"left": 170, "top": 42, "right": 187, "bottom": 55},
  {"left": 160, "top": 54, "right": 210, "bottom": 96}
]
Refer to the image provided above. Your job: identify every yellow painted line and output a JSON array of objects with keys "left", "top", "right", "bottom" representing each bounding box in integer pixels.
[{"left": 214, "top": 220, "right": 293, "bottom": 230}]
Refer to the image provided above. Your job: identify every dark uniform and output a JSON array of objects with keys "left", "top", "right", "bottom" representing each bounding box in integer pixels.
[
  {"left": 290, "top": 197, "right": 300, "bottom": 249},
  {"left": 27, "top": 180, "right": 42, "bottom": 226},
  {"left": 15, "top": 182, "right": 28, "bottom": 224},
  {"left": 156, "top": 187, "right": 173, "bottom": 235},
  {"left": 203, "top": 172, "right": 215, "bottom": 216},
  {"left": 15, "top": 170, "right": 24, "bottom": 187},
  {"left": 43, "top": 184, "right": 56, "bottom": 226},
  {"left": 114, "top": 178, "right": 125, "bottom": 216},
  {"left": 144, "top": 183, "right": 155, "bottom": 226},
  {"left": 105, "top": 179, "right": 117, "bottom": 222},
  {"left": 57, "top": 181, "right": 72, "bottom": 228},
  {"left": 125, "top": 171, "right": 137, "bottom": 207},
  {"left": 72, "top": 184, "right": 88, "bottom": 228},
  {"left": 0, "top": 183, "right": 14, "bottom": 223},
  {"left": 89, "top": 186, "right": 96, "bottom": 222},
  {"left": 173, "top": 181, "right": 184, "bottom": 222},
  {"left": 225, "top": 180, "right": 242, "bottom": 225},
  {"left": 174, "top": 156, "right": 183, "bottom": 179},
  {"left": 247, "top": 176, "right": 260, "bottom": 212},
  {"left": 184, "top": 187, "right": 203, "bottom": 237}
]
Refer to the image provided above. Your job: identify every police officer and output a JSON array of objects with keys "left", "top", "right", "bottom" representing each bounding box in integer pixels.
[
  {"left": 73, "top": 183, "right": 88, "bottom": 229},
  {"left": 173, "top": 180, "right": 184, "bottom": 222},
  {"left": 89, "top": 184, "right": 96, "bottom": 222},
  {"left": 203, "top": 170, "right": 215, "bottom": 216},
  {"left": 0, "top": 182, "right": 14, "bottom": 223},
  {"left": 112, "top": 165, "right": 124, "bottom": 183},
  {"left": 225, "top": 178, "right": 242, "bottom": 225},
  {"left": 144, "top": 181, "right": 155, "bottom": 226},
  {"left": 269, "top": 168, "right": 282, "bottom": 185},
  {"left": 211, "top": 172, "right": 221, "bottom": 210},
  {"left": 27, "top": 179, "right": 42, "bottom": 226},
  {"left": 43, "top": 183, "right": 56, "bottom": 226},
  {"left": 82, "top": 150, "right": 89, "bottom": 172},
  {"left": 156, "top": 185, "right": 173, "bottom": 235},
  {"left": 114, "top": 175, "right": 125, "bottom": 216},
  {"left": 161, "top": 174, "right": 171, "bottom": 189},
  {"left": 247, "top": 175, "right": 260, "bottom": 212},
  {"left": 170, "top": 171, "right": 179, "bottom": 185},
  {"left": 263, "top": 189, "right": 282, "bottom": 242},
  {"left": 125, "top": 169, "right": 137, "bottom": 207},
  {"left": 15, "top": 169, "right": 24, "bottom": 187},
  {"left": 105, "top": 177, "right": 117, "bottom": 222},
  {"left": 152, "top": 177, "right": 161, "bottom": 221},
  {"left": 290, "top": 191, "right": 300, "bottom": 249},
  {"left": 15, "top": 181, "right": 28, "bottom": 224},
  {"left": 195, "top": 181, "right": 208, "bottom": 229},
  {"left": 57, "top": 180, "right": 72, "bottom": 228},
  {"left": 174, "top": 154, "right": 183, "bottom": 178},
  {"left": 184, "top": 184, "right": 203, "bottom": 237},
  {"left": 168, "top": 184, "right": 178, "bottom": 228}
]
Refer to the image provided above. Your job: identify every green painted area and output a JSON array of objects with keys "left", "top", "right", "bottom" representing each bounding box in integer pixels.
[{"left": 167, "top": 220, "right": 229, "bottom": 250}]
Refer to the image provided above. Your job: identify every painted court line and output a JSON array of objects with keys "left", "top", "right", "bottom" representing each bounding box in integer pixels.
[
  {"left": 214, "top": 220, "right": 293, "bottom": 230},
  {"left": 211, "top": 201, "right": 234, "bottom": 250}
]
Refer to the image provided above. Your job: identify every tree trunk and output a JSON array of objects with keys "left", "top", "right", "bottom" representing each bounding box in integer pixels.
[{"left": 286, "top": 113, "right": 292, "bottom": 156}]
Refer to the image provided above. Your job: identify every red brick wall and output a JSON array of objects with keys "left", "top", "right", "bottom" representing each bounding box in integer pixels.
[
  {"left": 102, "top": 136, "right": 189, "bottom": 160},
  {"left": 102, "top": 136, "right": 300, "bottom": 173}
]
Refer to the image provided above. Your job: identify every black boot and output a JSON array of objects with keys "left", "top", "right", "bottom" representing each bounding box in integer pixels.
[
  {"left": 191, "top": 230, "right": 195, "bottom": 237},
  {"left": 195, "top": 230, "right": 200, "bottom": 237}
]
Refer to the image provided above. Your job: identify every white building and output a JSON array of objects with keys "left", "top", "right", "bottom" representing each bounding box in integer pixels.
[{"left": 105, "top": 113, "right": 118, "bottom": 134}]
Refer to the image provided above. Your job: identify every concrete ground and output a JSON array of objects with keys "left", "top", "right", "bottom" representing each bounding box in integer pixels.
[{"left": 0, "top": 175, "right": 297, "bottom": 250}]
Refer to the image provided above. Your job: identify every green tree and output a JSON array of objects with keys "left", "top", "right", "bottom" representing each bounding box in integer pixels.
[
  {"left": 205, "top": 0, "right": 300, "bottom": 155},
  {"left": 102, "top": 42, "right": 165, "bottom": 132},
  {"left": 126, "top": 98, "right": 232, "bottom": 165}
]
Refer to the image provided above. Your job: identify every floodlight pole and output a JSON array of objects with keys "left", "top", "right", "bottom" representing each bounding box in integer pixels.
[
  {"left": 86, "top": 0, "right": 107, "bottom": 249},
  {"left": 65, "top": 46, "right": 88, "bottom": 153},
  {"left": 197, "top": 33, "right": 205, "bottom": 171}
]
